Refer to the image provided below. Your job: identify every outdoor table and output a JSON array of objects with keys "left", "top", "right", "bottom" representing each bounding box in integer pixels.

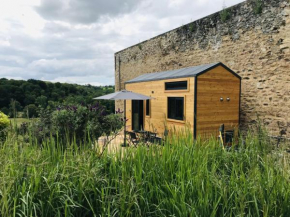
[
  {"left": 135, "top": 130, "right": 149, "bottom": 142},
  {"left": 135, "top": 130, "right": 159, "bottom": 144}
]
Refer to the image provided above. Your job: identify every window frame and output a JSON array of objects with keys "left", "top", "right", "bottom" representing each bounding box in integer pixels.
[
  {"left": 145, "top": 99, "right": 150, "bottom": 117},
  {"left": 164, "top": 79, "right": 189, "bottom": 93},
  {"left": 166, "top": 96, "right": 186, "bottom": 123}
]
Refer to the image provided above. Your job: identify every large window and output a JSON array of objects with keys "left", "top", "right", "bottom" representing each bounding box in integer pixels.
[
  {"left": 146, "top": 99, "right": 150, "bottom": 116},
  {"left": 165, "top": 81, "right": 187, "bottom": 91},
  {"left": 167, "top": 97, "right": 184, "bottom": 121}
]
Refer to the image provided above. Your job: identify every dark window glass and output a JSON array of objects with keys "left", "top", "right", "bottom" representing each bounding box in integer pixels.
[
  {"left": 167, "top": 97, "right": 184, "bottom": 120},
  {"left": 165, "top": 81, "right": 187, "bottom": 90},
  {"left": 146, "top": 99, "right": 150, "bottom": 116}
]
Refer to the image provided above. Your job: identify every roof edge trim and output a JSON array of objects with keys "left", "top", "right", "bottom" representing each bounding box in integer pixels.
[{"left": 125, "top": 62, "right": 241, "bottom": 84}]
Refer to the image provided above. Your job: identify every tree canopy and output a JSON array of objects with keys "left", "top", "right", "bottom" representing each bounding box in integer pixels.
[{"left": 0, "top": 78, "right": 115, "bottom": 117}]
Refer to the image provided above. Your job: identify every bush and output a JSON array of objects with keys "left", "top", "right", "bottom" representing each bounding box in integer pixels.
[
  {"left": 51, "top": 103, "right": 123, "bottom": 145},
  {"left": 102, "top": 113, "right": 124, "bottom": 137},
  {"left": 16, "top": 103, "right": 123, "bottom": 146},
  {"left": 0, "top": 111, "right": 9, "bottom": 141},
  {"left": 29, "top": 108, "right": 54, "bottom": 143}
]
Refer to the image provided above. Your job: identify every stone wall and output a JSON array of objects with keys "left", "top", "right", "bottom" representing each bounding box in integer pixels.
[{"left": 115, "top": 0, "right": 290, "bottom": 137}]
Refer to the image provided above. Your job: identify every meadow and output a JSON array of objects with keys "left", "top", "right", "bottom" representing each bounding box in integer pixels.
[{"left": 0, "top": 125, "right": 289, "bottom": 217}]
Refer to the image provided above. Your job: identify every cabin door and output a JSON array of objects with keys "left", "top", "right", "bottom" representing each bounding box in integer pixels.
[{"left": 132, "top": 100, "right": 144, "bottom": 131}]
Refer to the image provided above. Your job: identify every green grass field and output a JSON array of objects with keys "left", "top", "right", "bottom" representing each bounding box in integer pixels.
[{"left": 0, "top": 128, "right": 289, "bottom": 216}]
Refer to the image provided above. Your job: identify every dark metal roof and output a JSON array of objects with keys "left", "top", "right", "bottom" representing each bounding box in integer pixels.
[{"left": 125, "top": 62, "right": 240, "bottom": 84}]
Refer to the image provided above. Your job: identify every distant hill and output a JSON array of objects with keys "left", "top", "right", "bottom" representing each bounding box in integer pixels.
[{"left": 0, "top": 78, "right": 115, "bottom": 117}]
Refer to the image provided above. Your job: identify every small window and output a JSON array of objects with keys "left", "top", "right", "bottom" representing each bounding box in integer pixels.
[
  {"left": 165, "top": 81, "right": 187, "bottom": 91},
  {"left": 146, "top": 99, "right": 150, "bottom": 116},
  {"left": 167, "top": 97, "right": 184, "bottom": 121}
]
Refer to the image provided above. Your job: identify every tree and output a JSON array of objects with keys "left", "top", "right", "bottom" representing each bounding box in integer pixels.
[
  {"left": 1, "top": 107, "right": 9, "bottom": 115},
  {"left": 23, "top": 104, "right": 38, "bottom": 118},
  {"left": 8, "top": 100, "right": 22, "bottom": 118},
  {"left": 35, "top": 95, "right": 48, "bottom": 108},
  {"left": 0, "top": 78, "right": 115, "bottom": 114}
]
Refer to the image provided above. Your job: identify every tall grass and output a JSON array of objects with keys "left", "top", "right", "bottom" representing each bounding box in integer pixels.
[{"left": 0, "top": 128, "right": 289, "bottom": 216}]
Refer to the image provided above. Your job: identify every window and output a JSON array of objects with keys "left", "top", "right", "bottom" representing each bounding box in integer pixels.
[
  {"left": 146, "top": 99, "right": 150, "bottom": 116},
  {"left": 165, "top": 81, "right": 187, "bottom": 91},
  {"left": 167, "top": 97, "right": 184, "bottom": 121}
]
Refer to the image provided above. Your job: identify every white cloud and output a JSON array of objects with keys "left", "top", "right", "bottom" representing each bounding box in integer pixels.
[{"left": 0, "top": 0, "right": 245, "bottom": 85}]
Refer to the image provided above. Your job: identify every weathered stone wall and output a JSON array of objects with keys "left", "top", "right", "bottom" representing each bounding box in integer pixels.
[{"left": 115, "top": 0, "right": 290, "bottom": 137}]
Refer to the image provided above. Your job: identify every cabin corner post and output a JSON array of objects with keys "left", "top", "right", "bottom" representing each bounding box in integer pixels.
[
  {"left": 123, "top": 99, "right": 126, "bottom": 146},
  {"left": 118, "top": 56, "right": 121, "bottom": 91},
  {"left": 239, "top": 78, "right": 242, "bottom": 128},
  {"left": 194, "top": 76, "right": 197, "bottom": 140}
]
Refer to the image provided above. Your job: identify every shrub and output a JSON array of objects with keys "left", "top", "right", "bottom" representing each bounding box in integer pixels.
[
  {"left": 16, "top": 103, "right": 123, "bottom": 146},
  {"left": 0, "top": 111, "right": 9, "bottom": 141},
  {"left": 102, "top": 113, "right": 124, "bottom": 137},
  {"left": 51, "top": 103, "right": 123, "bottom": 145},
  {"left": 29, "top": 108, "right": 54, "bottom": 143}
]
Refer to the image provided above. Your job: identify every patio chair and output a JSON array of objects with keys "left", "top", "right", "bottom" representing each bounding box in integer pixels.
[
  {"left": 127, "top": 131, "right": 140, "bottom": 147},
  {"left": 153, "top": 129, "right": 169, "bottom": 145},
  {"left": 218, "top": 124, "right": 234, "bottom": 149},
  {"left": 147, "top": 132, "right": 157, "bottom": 143}
]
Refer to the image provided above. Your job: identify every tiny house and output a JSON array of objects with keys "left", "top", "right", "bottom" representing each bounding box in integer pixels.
[{"left": 125, "top": 62, "right": 241, "bottom": 138}]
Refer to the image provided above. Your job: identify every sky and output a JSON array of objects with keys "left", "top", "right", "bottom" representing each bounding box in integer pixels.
[{"left": 0, "top": 0, "right": 244, "bottom": 86}]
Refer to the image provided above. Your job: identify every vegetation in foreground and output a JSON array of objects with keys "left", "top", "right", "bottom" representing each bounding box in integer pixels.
[{"left": 0, "top": 124, "right": 289, "bottom": 216}]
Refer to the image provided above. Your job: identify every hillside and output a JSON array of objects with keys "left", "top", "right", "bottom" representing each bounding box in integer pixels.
[{"left": 0, "top": 78, "right": 115, "bottom": 117}]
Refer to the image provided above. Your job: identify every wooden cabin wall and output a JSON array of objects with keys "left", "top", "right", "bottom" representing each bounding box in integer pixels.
[
  {"left": 125, "top": 77, "right": 195, "bottom": 136},
  {"left": 196, "top": 66, "right": 240, "bottom": 138}
]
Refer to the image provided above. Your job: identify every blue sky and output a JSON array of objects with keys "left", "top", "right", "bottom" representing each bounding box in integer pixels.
[{"left": 0, "top": 0, "right": 244, "bottom": 86}]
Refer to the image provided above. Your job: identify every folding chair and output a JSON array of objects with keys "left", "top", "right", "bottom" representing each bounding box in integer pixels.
[
  {"left": 127, "top": 131, "right": 140, "bottom": 147},
  {"left": 219, "top": 124, "right": 234, "bottom": 149},
  {"left": 154, "top": 129, "right": 169, "bottom": 145}
]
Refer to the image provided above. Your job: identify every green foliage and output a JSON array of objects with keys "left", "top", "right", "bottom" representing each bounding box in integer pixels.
[
  {"left": 220, "top": 8, "right": 231, "bottom": 22},
  {"left": 35, "top": 95, "right": 48, "bottom": 108},
  {"left": 253, "top": 0, "right": 263, "bottom": 15},
  {"left": 0, "top": 112, "right": 9, "bottom": 127},
  {"left": 23, "top": 104, "right": 38, "bottom": 118},
  {"left": 28, "top": 109, "right": 53, "bottom": 143},
  {"left": 189, "top": 23, "right": 195, "bottom": 33},
  {"left": 8, "top": 99, "right": 22, "bottom": 118},
  {"left": 0, "top": 128, "right": 289, "bottom": 216},
  {"left": 16, "top": 104, "right": 123, "bottom": 146},
  {"left": 102, "top": 113, "right": 124, "bottom": 136},
  {"left": 0, "top": 78, "right": 115, "bottom": 114},
  {"left": 138, "top": 44, "right": 142, "bottom": 50},
  {"left": 1, "top": 107, "right": 9, "bottom": 115},
  {"left": 0, "top": 111, "right": 9, "bottom": 140}
]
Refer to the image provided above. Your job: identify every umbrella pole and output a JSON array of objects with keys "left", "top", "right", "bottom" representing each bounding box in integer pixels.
[{"left": 123, "top": 99, "right": 126, "bottom": 147}]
